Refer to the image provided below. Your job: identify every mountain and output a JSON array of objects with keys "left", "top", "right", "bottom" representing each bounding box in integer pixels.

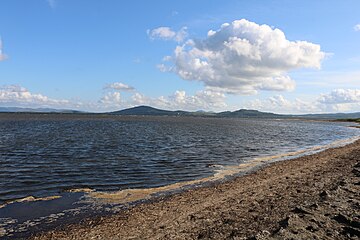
[
  {"left": 110, "top": 106, "right": 218, "bottom": 116},
  {"left": 0, "top": 107, "right": 82, "bottom": 113},
  {"left": 110, "top": 106, "right": 360, "bottom": 120},
  {"left": 110, "top": 106, "right": 283, "bottom": 118},
  {"left": 110, "top": 106, "right": 188, "bottom": 116}
]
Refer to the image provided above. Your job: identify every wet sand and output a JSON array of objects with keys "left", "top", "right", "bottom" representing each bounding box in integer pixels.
[{"left": 31, "top": 140, "right": 360, "bottom": 239}]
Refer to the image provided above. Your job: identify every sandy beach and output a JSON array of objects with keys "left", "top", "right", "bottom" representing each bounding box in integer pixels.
[{"left": 28, "top": 139, "right": 360, "bottom": 239}]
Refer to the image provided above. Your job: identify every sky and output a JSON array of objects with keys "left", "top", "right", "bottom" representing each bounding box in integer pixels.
[{"left": 0, "top": 0, "right": 360, "bottom": 113}]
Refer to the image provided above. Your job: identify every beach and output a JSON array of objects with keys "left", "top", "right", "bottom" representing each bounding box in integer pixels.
[
  {"left": 30, "top": 139, "right": 360, "bottom": 239},
  {"left": 2, "top": 1, "right": 360, "bottom": 239}
]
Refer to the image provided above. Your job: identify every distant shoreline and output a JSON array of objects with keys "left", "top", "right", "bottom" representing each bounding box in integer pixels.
[
  {"left": 0, "top": 111, "right": 358, "bottom": 123},
  {"left": 1, "top": 105, "right": 360, "bottom": 120},
  {"left": 30, "top": 138, "right": 360, "bottom": 239}
]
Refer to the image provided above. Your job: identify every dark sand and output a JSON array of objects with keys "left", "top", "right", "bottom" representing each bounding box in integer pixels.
[{"left": 31, "top": 140, "right": 360, "bottom": 239}]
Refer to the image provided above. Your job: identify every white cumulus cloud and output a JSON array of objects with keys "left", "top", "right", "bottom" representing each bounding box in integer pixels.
[
  {"left": 131, "top": 92, "right": 148, "bottom": 105},
  {"left": 169, "top": 89, "right": 227, "bottom": 110},
  {"left": 354, "top": 24, "right": 360, "bottom": 31},
  {"left": 0, "top": 38, "right": 7, "bottom": 61},
  {"left": 104, "top": 82, "right": 134, "bottom": 91},
  {"left": 147, "top": 26, "right": 188, "bottom": 42},
  {"left": 99, "top": 92, "right": 122, "bottom": 106},
  {"left": 163, "top": 19, "right": 325, "bottom": 94}
]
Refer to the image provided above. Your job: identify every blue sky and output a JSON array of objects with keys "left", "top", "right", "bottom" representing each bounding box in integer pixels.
[{"left": 0, "top": 0, "right": 359, "bottom": 113}]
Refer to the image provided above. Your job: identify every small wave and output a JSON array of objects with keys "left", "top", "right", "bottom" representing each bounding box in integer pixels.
[{"left": 85, "top": 136, "right": 360, "bottom": 206}]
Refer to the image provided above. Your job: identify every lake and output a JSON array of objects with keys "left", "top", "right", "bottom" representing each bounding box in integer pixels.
[{"left": 1, "top": 114, "right": 359, "bottom": 205}]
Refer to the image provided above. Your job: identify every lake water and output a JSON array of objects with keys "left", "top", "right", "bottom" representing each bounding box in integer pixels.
[{"left": 1, "top": 114, "right": 359, "bottom": 205}]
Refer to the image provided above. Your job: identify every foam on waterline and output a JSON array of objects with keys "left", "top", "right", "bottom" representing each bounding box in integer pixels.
[{"left": 0, "top": 195, "right": 62, "bottom": 209}]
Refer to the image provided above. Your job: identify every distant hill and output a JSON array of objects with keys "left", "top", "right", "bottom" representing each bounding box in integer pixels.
[
  {"left": 111, "top": 106, "right": 288, "bottom": 118},
  {"left": 110, "top": 106, "right": 188, "bottom": 116},
  {"left": 110, "top": 106, "right": 287, "bottom": 118},
  {"left": 2, "top": 105, "right": 360, "bottom": 120},
  {"left": 294, "top": 112, "right": 360, "bottom": 119},
  {"left": 218, "top": 109, "right": 282, "bottom": 118},
  {"left": 110, "top": 106, "right": 221, "bottom": 117},
  {"left": 110, "top": 105, "right": 360, "bottom": 120},
  {"left": 0, "top": 107, "right": 82, "bottom": 113}
]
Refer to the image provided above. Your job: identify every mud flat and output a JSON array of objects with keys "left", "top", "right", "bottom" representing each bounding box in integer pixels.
[{"left": 29, "top": 140, "right": 360, "bottom": 239}]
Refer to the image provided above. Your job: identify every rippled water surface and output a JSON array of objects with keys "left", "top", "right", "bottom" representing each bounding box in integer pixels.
[{"left": 0, "top": 114, "right": 359, "bottom": 204}]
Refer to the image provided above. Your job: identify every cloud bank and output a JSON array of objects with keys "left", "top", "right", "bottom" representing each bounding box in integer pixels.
[
  {"left": 101, "top": 89, "right": 227, "bottom": 111},
  {"left": 2, "top": 84, "right": 360, "bottom": 113},
  {"left": 318, "top": 89, "right": 360, "bottom": 104},
  {"left": 246, "top": 89, "right": 360, "bottom": 114},
  {"left": 0, "top": 85, "right": 69, "bottom": 106},
  {"left": 162, "top": 19, "right": 325, "bottom": 94},
  {"left": 245, "top": 95, "right": 319, "bottom": 114}
]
